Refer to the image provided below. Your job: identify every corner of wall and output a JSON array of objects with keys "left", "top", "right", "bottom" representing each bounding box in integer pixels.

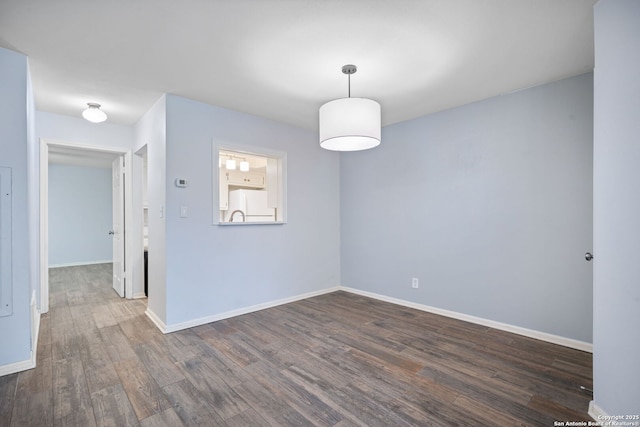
[
  {"left": 588, "top": 401, "right": 608, "bottom": 422},
  {"left": 0, "top": 290, "right": 39, "bottom": 376}
]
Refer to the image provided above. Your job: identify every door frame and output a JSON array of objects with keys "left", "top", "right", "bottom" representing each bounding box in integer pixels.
[
  {"left": 39, "top": 138, "right": 136, "bottom": 313},
  {"left": 111, "top": 155, "right": 126, "bottom": 298}
]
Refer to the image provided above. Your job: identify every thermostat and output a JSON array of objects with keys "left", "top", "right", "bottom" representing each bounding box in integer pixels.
[{"left": 175, "top": 178, "right": 188, "bottom": 188}]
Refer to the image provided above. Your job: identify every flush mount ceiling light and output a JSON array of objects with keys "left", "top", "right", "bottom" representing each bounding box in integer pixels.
[
  {"left": 319, "top": 65, "right": 381, "bottom": 151},
  {"left": 82, "top": 103, "right": 107, "bottom": 123}
]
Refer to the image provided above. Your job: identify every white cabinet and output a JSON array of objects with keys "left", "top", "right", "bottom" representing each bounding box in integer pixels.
[
  {"left": 225, "top": 170, "right": 265, "bottom": 188},
  {"left": 220, "top": 170, "right": 229, "bottom": 210}
]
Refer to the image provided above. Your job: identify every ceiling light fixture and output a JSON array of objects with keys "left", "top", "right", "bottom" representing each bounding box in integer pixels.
[
  {"left": 82, "top": 102, "right": 107, "bottom": 123},
  {"left": 319, "top": 65, "right": 381, "bottom": 151},
  {"left": 239, "top": 160, "right": 250, "bottom": 172}
]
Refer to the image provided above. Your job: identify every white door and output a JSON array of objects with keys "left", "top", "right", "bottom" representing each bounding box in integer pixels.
[{"left": 111, "top": 156, "right": 125, "bottom": 297}]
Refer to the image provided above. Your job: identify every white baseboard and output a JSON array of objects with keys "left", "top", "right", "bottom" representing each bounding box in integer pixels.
[
  {"left": 145, "top": 284, "right": 591, "bottom": 352},
  {"left": 0, "top": 355, "right": 35, "bottom": 377},
  {"left": 133, "top": 292, "right": 147, "bottom": 300},
  {"left": 49, "top": 260, "right": 112, "bottom": 268},
  {"left": 154, "top": 286, "right": 341, "bottom": 334},
  {"left": 145, "top": 307, "right": 168, "bottom": 333},
  {"left": 588, "top": 401, "right": 608, "bottom": 421},
  {"left": 339, "top": 286, "right": 593, "bottom": 353},
  {"left": 0, "top": 291, "right": 40, "bottom": 377}
]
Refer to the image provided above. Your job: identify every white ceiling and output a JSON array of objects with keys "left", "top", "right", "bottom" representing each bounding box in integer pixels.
[{"left": 0, "top": 0, "right": 596, "bottom": 131}]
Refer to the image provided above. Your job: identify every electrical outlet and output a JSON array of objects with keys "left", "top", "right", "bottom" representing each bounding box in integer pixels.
[{"left": 412, "top": 278, "right": 419, "bottom": 288}]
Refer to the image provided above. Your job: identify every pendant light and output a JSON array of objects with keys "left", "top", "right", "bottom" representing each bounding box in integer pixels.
[
  {"left": 226, "top": 158, "right": 237, "bottom": 170},
  {"left": 239, "top": 160, "right": 250, "bottom": 172},
  {"left": 319, "top": 65, "right": 381, "bottom": 151},
  {"left": 82, "top": 103, "right": 107, "bottom": 123}
]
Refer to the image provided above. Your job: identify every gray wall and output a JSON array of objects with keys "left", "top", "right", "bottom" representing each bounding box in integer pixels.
[
  {"left": 48, "top": 164, "right": 112, "bottom": 267},
  {"left": 0, "top": 47, "right": 34, "bottom": 367},
  {"left": 593, "top": 0, "right": 640, "bottom": 414},
  {"left": 341, "top": 72, "right": 594, "bottom": 343},
  {"left": 156, "top": 94, "right": 341, "bottom": 327}
]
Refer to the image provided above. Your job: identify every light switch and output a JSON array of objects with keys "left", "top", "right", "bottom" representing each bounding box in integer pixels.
[{"left": 180, "top": 206, "right": 188, "bottom": 218}]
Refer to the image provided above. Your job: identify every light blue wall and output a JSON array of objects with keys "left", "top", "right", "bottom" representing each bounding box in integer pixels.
[
  {"left": 36, "top": 111, "right": 135, "bottom": 150},
  {"left": 134, "top": 95, "right": 167, "bottom": 320},
  {"left": 162, "top": 94, "right": 340, "bottom": 326},
  {"left": 48, "top": 164, "right": 112, "bottom": 267},
  {"left": 0, "top": 47, "right": 33, "bottom": 367},
  {"left": 593, "top": 0, "right": 640, "bottom": 415},
  {"left": 341, "top": 73, "right": 594, "bottom": 343}
]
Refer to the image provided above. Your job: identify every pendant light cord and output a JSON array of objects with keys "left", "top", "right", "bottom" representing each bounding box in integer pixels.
[{"left": 348, "top": 73, "right": 351, "bottom": 98}]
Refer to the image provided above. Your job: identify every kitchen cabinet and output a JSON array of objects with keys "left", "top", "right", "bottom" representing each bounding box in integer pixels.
[
  {"left": 225, "top": 170, "right": 265, "bottom": 188},
  {"left": 220, "top": 170, "right": 229, "bottom": 210}
]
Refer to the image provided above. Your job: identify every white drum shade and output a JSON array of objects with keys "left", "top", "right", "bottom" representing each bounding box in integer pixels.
[{"left": 319, "top": 97, "right": 381, "bottom": 151}]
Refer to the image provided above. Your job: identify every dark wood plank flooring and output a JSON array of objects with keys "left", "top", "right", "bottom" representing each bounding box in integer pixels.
[{"left": 0, "top": 264, "right": 593, "bottom": 426}]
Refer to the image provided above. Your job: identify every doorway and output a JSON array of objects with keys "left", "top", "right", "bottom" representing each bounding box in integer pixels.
[
  {"left": 39, "top": 139, "right": 139, "bottom": 313},
  {"left": 134, "top": 145, "right": 149, "bottom": 298}
]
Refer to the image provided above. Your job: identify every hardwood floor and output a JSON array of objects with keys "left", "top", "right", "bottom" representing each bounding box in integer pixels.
[{"left": 0, "top": 264, "right": 593, "bottom": 426}]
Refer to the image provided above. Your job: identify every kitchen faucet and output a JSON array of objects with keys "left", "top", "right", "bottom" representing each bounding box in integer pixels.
[{"left": 229, "top": 209, "right": 245, "bottom": 222}]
